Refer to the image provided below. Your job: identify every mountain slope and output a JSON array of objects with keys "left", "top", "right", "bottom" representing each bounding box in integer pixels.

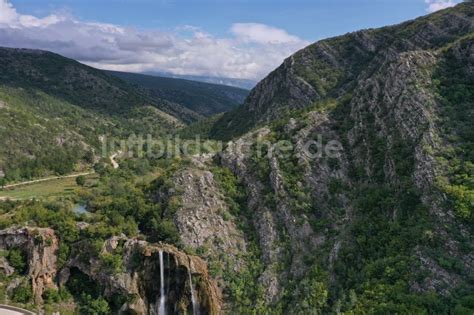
[
  {"left": 0, "top": 47, "right": 201, "bottom": 122},
  {"left": 107, "top": 71, "right": 249, "bottom": 116},
  {"left": 191, "top": 2, "right": 474, "bottom": 313},
  {"left": 0, "top": 48, "right": 202, "bottom": 181},
  {"left": 210, "top": 2, "right": 474, "bottom": 141}
]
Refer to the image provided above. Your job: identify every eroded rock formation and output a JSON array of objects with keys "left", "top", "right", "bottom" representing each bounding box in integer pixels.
[
  {"left": 58, "top": 237, "right": 222, "bottom": 314},
  {"left": 0, "top": 227, "right": 58, "bottom": 303}
]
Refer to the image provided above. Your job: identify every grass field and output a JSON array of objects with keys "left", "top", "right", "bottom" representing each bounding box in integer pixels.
[{"left": 0, "top": 174, "right": 98, "bottom": 200}]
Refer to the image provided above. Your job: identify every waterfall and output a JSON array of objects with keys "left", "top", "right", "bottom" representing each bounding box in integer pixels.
[
  {"left": 188, "top": 266, "right": 199, "bottom": 315},
  {"left": 158, "top": 250, "right": 166, "bottom": 315},
  {"left": 166, "top": 252, "right": 170, "bottom": 296}
]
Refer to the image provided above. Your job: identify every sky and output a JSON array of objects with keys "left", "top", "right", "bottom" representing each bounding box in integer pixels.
[{"left": 0, "top": 0, "right": 463, "bottom": 81}]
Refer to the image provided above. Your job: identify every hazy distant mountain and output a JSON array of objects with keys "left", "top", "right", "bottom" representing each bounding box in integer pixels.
[{"left": 144, "top": 71, "right": 257, "bottom": 89}]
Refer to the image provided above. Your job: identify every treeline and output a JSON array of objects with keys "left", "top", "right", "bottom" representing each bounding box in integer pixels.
[{"left": 2, "top": 145, "right": 93, "bottom": 182}]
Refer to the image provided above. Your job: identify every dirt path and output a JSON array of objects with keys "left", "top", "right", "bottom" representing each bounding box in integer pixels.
[
  {"left": 1, "top": 153, "right": 121, "bottom": 190},
  {"left": 110, "top": 153, "right": 120, "bottom": 169},
  {"left": 2, "top": 171, "right": 93, "bottom": 189}
]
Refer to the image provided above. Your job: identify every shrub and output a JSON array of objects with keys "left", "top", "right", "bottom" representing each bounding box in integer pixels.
[
  {"left": 100, "top": 253, "right": 124, "bottom": 274},
  {"left": 7, "top": 249, "right": 26, "bottom": 274},
  {"left": 11, "top": 282, "right": 32, "bottom": 303},
  {"left": 76, "top": 175, "right": 86, "bottom": 187},
  {"left": 79, "top": 294, "right": 110, "bottom": 315},
  {"left": 43, "top": 288, "right": 62, "bottom": 304}
]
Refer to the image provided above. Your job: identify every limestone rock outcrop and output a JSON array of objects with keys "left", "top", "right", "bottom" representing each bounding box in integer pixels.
[
  {"left": 0, "top": 227, "right": 58, "bottom": 303},
  {"left": 59, "top": 237, "right": 222, "bottom": 314}
]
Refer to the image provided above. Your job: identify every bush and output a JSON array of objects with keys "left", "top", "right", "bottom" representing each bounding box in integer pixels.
[
  {"left": 57, "top": 243, "right": 70, "bottom": 269},
  {"left": 152, "top": 219, "right": 180, "bottom": 244},
  {"left": 100, "top": 253, "right": 124, "bottom": 274},
  {"left": 79, "top": 294, "right": 110, "bottom": 315},
  {"left": 11, "top": 282, "right": 32, "bottom": 303},
  {"left": 42, "top": 288, "right": 62, "bottom": 304},
  {"left": 7, "top": 249, "right": 26, "bottom": 274},
  {"left": 76, "top": 175, "right": 86, "bottom": 187}
]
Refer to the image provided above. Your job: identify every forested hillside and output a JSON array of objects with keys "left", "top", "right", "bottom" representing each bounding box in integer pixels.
[
  {"left": 0, "top": 48, "right": 224, "bottom": 182},
  {"left": 108, "top": 71, "right": 248, "bottom": 116}
]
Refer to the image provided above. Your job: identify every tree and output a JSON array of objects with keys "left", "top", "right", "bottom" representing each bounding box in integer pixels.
[
  {"left": 42, "top": 288, "right": 62, "bottom": 304},
  {"left": 80, "top": 294, "right": 110, "bottom": 315},
  {"left": 93, "top": 163, "right": 108, "bottom": 176},
  {"left": 84, "top": 150, "right": 95, "bottom": 164},
  {"left": 76, "top": 175, "right": 86, "bottom": 187},
  {"left": 0, "top": 177, "right": 5, "bottom": 189},
  {"left": 8, "top": 249, "right": 26, "bottom": 273}
]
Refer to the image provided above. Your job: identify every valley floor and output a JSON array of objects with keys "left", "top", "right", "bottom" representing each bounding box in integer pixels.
[
  {"left": 2, "top": 172, "right": 93, "bottom": 189},
  {"left": 0, "top": 173, "right": 97, "bottom": 200}
]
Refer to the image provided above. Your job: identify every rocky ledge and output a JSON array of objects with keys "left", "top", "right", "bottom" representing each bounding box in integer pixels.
[
  {"left": 59, "top": 237, "right": 222, "bottom": 314},
  {"left": 0, "top": 227, "right": 222, "bottom": 314}
]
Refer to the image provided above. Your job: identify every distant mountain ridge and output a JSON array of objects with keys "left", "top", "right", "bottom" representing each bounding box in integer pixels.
[
  {"left": 0, "top": 47, "right": 201, "bottom": 122},
  {"left": 144, "top": 71, "right": 257, "bottom": 89},
  {"left": 108, "top": 70, "right": 249, "bottom": 117}
]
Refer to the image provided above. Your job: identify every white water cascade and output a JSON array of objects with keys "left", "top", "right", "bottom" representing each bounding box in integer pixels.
[
  {"left": 188, "top": 266, "right": 199, "bottom": 315},
  {"left": 158, "top": 250, "right": 166, "bottom": 315},
  {"left": 166, "top": 253, "right": 170, "bottom": 297}
]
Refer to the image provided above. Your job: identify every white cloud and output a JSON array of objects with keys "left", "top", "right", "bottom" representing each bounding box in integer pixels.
[
  {"left": 0, "top": 0, "right": 310, "bottom": 80},
  {"left": 0, "top": 0, "right": 64, "bottom": 28},
  {"left": 425, "top": 0, "right": 460, "bottom": 13},
  {"left": 231, "top": 23, "right": 301, "bottom": 44},
  {"left": 0, "top": 0, "right": 17, "bottom": 25}
]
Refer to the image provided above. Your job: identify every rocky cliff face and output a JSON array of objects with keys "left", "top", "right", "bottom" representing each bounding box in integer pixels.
[
  {"left": 211, "top": 2, "right": 474, "bottom": 140},
  {"left": 0, "top": 227, "right": 58, "bottom": 304},
  {"left": 172, "top": 156, "right": 247, "bottom": 272},
  {"left": 206, "top": 2, "right": 474, "bottom": 313},
  {"left": 217, "top": 44, "right": 473, "bottom": 311}
]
